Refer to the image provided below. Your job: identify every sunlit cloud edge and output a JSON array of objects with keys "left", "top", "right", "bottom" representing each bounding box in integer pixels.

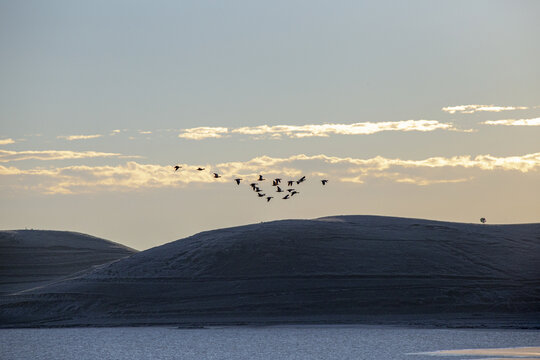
[
  {"left": 1, "top": 152, "right": 539, "bottom": 194},
  {"left": 57, "top": 134, "right": 103, "bottom": 141},
  {"left": 442, "top": 104, "right": 530, "bottom": 114},
  {"left": 0, "top": 149, "right": 141, "bottom": 163},
  {"left": 483, "top": 117, "right": 540, "bottom": 126},
  {"left": 177, "top": 120, "right": 465, "bottom": 140},
  {"left": 0, "top": 138, "right": 15, "bottom": 145}
]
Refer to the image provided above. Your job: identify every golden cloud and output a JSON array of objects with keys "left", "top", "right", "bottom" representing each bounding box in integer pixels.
[
  {"left": 178, "top": 127, "right": 229, "bottom": 140},
  {"left": 232, "top": 120, "right": 456, "bottom": 138},
  {"left": 0, "top": 138, "right": 15, "bottom": 145},
  {"left": 2, "top": 152, "right": 539, "bottom": 194},
  {"left": 483, "top": 117, "right": 540, "bottom": 126},
  {"left": 0, "top": 149, "right": 136, "bottom": 162},
  {"left": 57, "top": 134, "right": 103, "bottom": 141},
  {"left": 178, "top": 120, "right": 460, "bottom": 140},
  {"left": 442, "top": 104, "right": 528, "bottom": 114}
]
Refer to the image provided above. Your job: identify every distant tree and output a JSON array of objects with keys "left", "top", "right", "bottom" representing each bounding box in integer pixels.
[{"left": 480, "top": 217, "right": 486, "bottom": 224}]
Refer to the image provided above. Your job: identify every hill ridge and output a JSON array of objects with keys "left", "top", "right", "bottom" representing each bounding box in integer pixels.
[
  {"left": 1, "top": 215, "right": 539, "bottom": 328},
  {"left": 0, "top": 229, "right": 137, "bottom": 296}
]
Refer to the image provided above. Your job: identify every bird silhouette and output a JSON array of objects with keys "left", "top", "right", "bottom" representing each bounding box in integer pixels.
[
  {"left": 287, "top": 181, "right": 294, "bottom": 186},
  {"left": 174, "top": 165, "right": 182, "bottom": 171},
  {"left": 258, "top": 175, "right": 265, "bottom": 181},
  {"left": 286, "top": 188, "right": 295, "bottom": 192},
  {"left": 258, "top": 193, "right": 266, "bottom": 197},
  {"left": 321, "top": 179, "right": 328, "bottom": 185},
  {"left": 250, "top": 183, "right": 257, "bottom": 189},
  {"left": 235, "top": 178, "right": 242, "bottom": 185},
  {"left": 266, "top": 196, "right": 273, "bottom": 202},
  {"left": 213, "top": 173, "right": 221, "bottom": 178},
  {"left": 255, "top": 187, "right": 262, "bottom": 192},
  {"left": 297, "top": 176, "right": 306, "bottom": 184},
  {"left": 291, "top": 191, "right": 299, "bottom": 196},
  {"left": 197, "top": 167, "right": 205, "bottom": 171},
  {"left": 276, "top": 186, "right": 284, "bottom": 192},
  {"left": 282, "top": 194, "right": 290, "bottom": 199},
  {"left": 274, "top": 178, "right": 282, "bottom": 184}
]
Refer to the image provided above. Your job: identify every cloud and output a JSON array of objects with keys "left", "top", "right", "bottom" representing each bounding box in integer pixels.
[
  {"left": 0, "top": 138, "right": 15, "bottom": 145},
  {"left": 179, "top": 120, "right": 460, "bottom": 140},
  {"left": 245, "top": 153, "right": 540, "bottom": 173},
  {"left": 395, "top": 176, "right": 472, "bottom": 186},
  {"left": 483, "top": 117, "right": 540, "bottom": 126},
  {"left": 109, "top": 129, "right": 128, "bottom": 136},
  {"left": 178, "top": 127, "right": 229, "bottom": 140},
  {"left": 0, "top": 162, "right": 220, "bottom": 194},
  {"left": 2, "top": 152, "right": 539, "bottom": 194},
  {"left": 57, "top": 134, "right": 103, "bottom": 141},
  {"left": 0, "top": 165, "right": 23, "bottom": 175},
  {"left": 339, "top": 172, "right": 473, "bottom": 186},
  {"left": 233, "top": 120, "right": 457, "bottom": 138},
  {"left": 0, "top": 149, "right": 137, "bottom": 163},
  {"left": 442, "top": 104, "right": 528, "bottom": 114}
]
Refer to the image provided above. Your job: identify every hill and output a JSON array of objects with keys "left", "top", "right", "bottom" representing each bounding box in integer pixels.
[
  {"left": 1, "top": 216, "right": 539, "bottom": 328},
  {"left": 0, "top": 230, "right": 137, "bottom": 295}
]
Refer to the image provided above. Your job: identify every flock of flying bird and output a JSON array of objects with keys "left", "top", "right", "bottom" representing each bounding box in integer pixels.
[
  {"left": 173, "top": 165, "right": 490, "bottom": 223},
  {"left": 173, "top": 165, "right": 328, "bottom": 202},
  {"left": 173, "top": 165, "right": 487, "bottom": 223}
]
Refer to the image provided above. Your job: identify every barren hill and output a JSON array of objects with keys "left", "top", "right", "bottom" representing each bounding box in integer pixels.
[
  {"left": 0, "top": 230, "right": 136, "bottom": 295},
  {"left": 1, "top": 216, "right": 539, "bottom": 328}
]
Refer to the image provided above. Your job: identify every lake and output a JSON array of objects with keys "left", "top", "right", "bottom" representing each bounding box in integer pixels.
[{"left": 1, "top": 325, "right": 538, "bottom": 360}]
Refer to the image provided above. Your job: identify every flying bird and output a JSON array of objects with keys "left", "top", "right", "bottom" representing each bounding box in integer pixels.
[
  {"left": 287, "top": 188, "right": 295, "bottom": 192},
  {"left": 250, "top": 183, "right": 257, "bottom": 189},
  {"left": 274, "top": 178, "right": 282, "bottom": 184},
  {"left": 234, "top": 178, "right": 242, "bottom": 185},
  {"left": 272, "top": 180, "right": 278, "bottom": 186},
  {"left": 291, "top": 191, "right": 299, "bottom": 196},
  {"left": 174, "top": 165, "right": 182, "bottom": 172},
  {"left": 266, "top": 196, "right": 273, "bottom": 202},
  {"left": 255, "top": 187, "right": 262, "bottom": 192},
  {"left": 196, "top": 167, "right": 205, "bottom": 171},
  {"left": 258, "top": 193, "right": 266, "bottom": 197},
  {"left": 258, "top": 175, "right": 265, "bottom": 181},
  {"left": 287, "top": 181, "right": 294, "bottom": 186},
  {"left": 321, "top": 179, "right": 329, "bottom": 185},
  {"left": 282, "top": 194, "right": 290, "bottom": 199},
  {"left": 480, "top": 217, "right": 486, "bottom": 224},
  {"left": 296, "top": 176, "right": 306, "bottom": 184},
  {"left": 213, "top": 173, "right": 221, "bottom": 178},
  {"left": 276, "top": 186, "right": 284, "bottom": 192}
]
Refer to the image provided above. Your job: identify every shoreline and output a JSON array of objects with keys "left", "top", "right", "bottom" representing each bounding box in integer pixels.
[{"left": 2, "top": 313, "right": 539, "bottom": 330}]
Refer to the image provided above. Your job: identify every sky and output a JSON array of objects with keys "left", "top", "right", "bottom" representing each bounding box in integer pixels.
[{"left": 1, "top": 0, "right": 539, "bottom": 250}]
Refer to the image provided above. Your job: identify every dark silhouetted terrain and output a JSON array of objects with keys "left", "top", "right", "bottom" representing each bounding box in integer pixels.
[
  {"left": 1, "top": 216, "right": 538, "bottom": 328},
  {"left": 0, "top": 230, "right": 137, "bottom": 295}
]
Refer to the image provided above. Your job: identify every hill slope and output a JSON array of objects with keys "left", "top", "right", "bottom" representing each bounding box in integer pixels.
[
  {"left": 0, "top": 230, "right": 137, "bottom": 295},
  {"left": 1, "top": 216, "right": 539, "bottom": 328}
]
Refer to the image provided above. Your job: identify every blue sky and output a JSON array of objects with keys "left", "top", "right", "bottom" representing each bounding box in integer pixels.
[{"left": 1, "top": 1, "right": 539, "bottom": 249}]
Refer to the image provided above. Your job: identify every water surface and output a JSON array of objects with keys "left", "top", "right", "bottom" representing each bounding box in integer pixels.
[{"left": 2, "top": 325, "right": 538, "bottom": 360}]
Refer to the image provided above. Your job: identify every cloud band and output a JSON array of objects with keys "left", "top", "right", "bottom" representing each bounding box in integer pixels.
[
  {"left": 178, "top": 120, "right": 459, "bottom": 140},
  {"left": 0, "top": 150, "right": 137, "bottom": 163},
  {"left": 442, "top": 104, "right": 528, "bottom": 114},
  {"left": 2, "top": 152, "right": 539, "bottom": 194},
  {"left": 483, "top": 118, "right": 540, "bottom": 126}
]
